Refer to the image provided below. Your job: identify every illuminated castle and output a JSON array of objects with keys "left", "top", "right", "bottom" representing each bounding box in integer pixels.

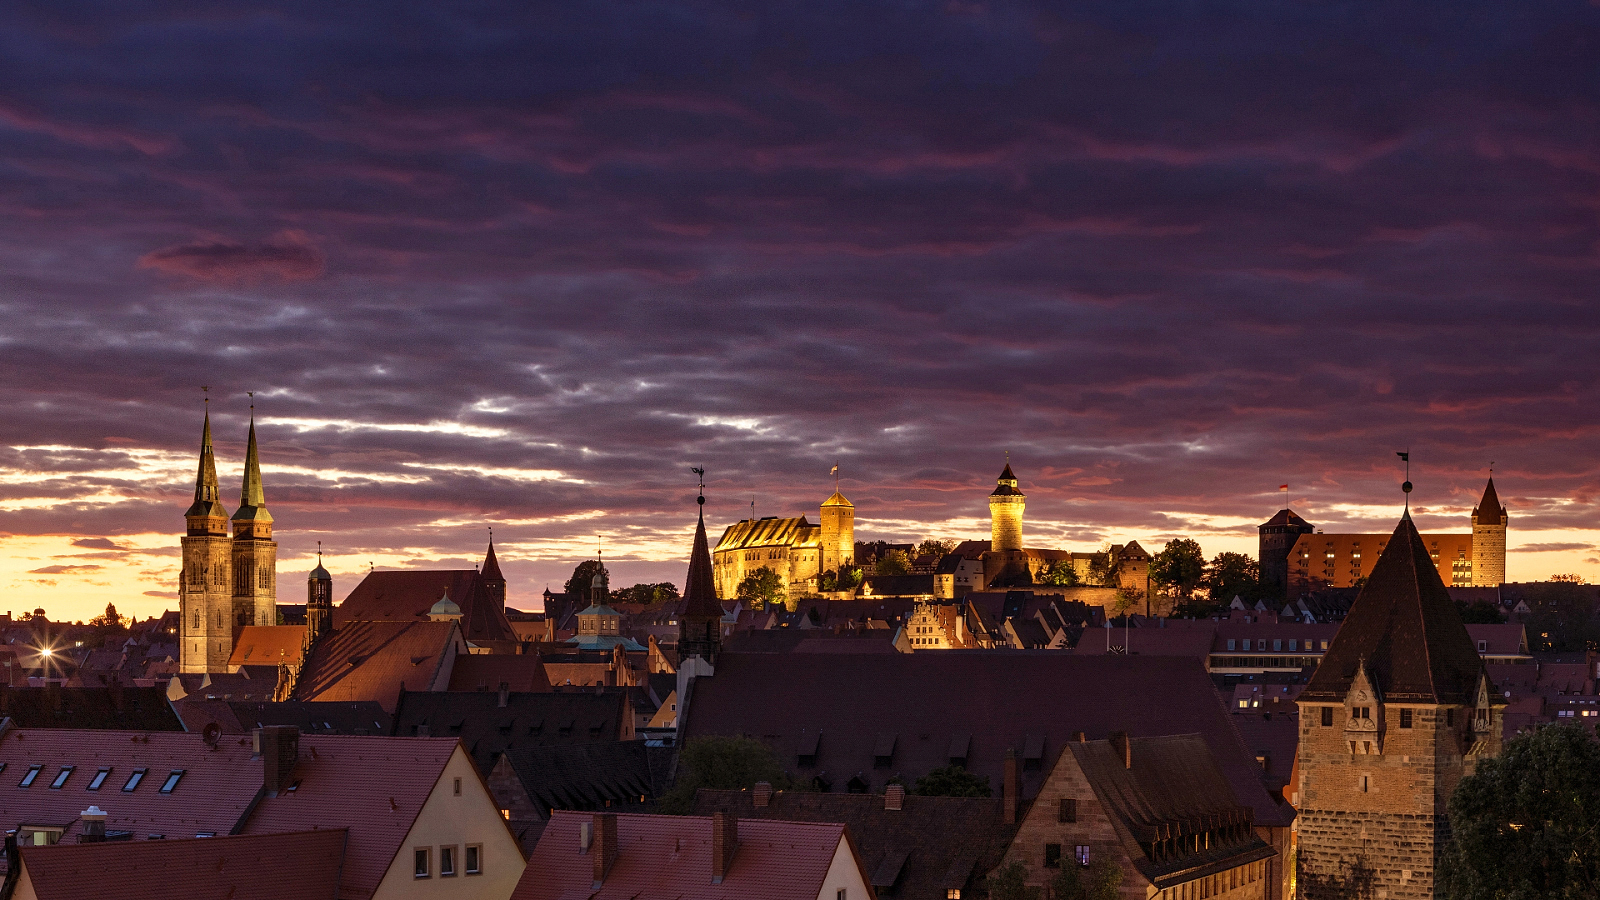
[{"left": 711, "top": 490, "right": 855, "bottom": 598}]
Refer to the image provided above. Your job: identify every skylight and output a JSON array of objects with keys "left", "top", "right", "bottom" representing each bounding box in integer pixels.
[
  {"left": 88, "top": 768, "right": 111, "bottom": 791},
  {"left": 19, "top": 765, "right": 41, "bottom": 787},
  {"left": 122, "top": 768, "right": 147, "bottom": 792},
  {"left": 159, "top": 770, "right": 184, "bottom": 793},
  {"left": 48, "top": 766, "right": 74, "bottom": 789}
]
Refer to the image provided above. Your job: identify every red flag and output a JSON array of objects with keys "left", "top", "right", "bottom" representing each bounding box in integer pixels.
[{"left": 1279, "top": 484, "right": 1288, "bottom": 490}]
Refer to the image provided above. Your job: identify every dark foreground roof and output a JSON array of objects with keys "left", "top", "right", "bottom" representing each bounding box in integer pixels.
[
  {"left": 1303, "top": 514, "right": 1487, "bottom": 704},
  {"left": 693, "top": 788, "right": 1015, "bottom": 899},
  {"left": 172, "top": 699, "right": 391, "bottom": 735},
  {"left": 499, "top": 740, "right": 673, "bottom": 817},
  {"left": 0, "top": 685, "right": 181, "bottom": 731},
  {"left": 682, "top": 651, "right": 1292, "bottom": 827},
  {"left": 392, "top": 689, "right": 631, "bottom": 773},
  {"left": 16, "top": 829, "right": 347, "bottom": 900}
]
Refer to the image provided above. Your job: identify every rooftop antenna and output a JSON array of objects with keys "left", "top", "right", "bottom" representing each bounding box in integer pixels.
[{"left": 1397, "top": 451, "right": 1412, "bottom": 511}]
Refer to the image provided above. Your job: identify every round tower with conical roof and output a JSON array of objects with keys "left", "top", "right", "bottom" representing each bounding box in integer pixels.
[
  {"left": 1471, "top": 476, "right": 1508, "bottom": 586},
  {"left": 989, "top": 463, "right": 1025, "bottom": 552}
]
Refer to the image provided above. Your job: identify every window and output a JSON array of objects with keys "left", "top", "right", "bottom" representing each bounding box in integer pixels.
[
  {"left": 1447, "top": 709, "right": 1455, "bottom": 727},
  {"left": 88, "top": 768, "right": 111, "bottom": 791},
  {"left": 1273, "top": 640, "right": 1282, "bottom": 651},
  {"left": 465, "top": 844, "right": 481, "bottom": 876},
  {"left": 1400, "top": 709, "right": 1413, "bottom": 729},
  {"left": 1241, "top": 639, "right": 1251, "bottom": 651},
  {"left": 1288, "top": 639, "right": 1298, "bottom": 651},
  {"left": 1321, "top": 707, "right": 1334, "bottom": 727},
  {"left": 159, "top": 770, "right": 184, "bottom": 793},
  {"left": 19, "top": 765, "right": 42, "bottom": 787},
  {"left": 123, "top": 769, "right": 146, "bottom": 792},
  {"left": 1059, "top": 798, "right": 1078, "bottom": 823},
  {"left": 1044, "top": 843, "right": 1063, "bottom": 868},
  {"left": 414, "top": 848, "right": 431, "bottom": 878},
  {"left": 1226, "top": 639, "right": 1236, "bottom": 651},
  {"left": 1477, "top": 640, "right": 1487, "bottom": 652},
  {"left": 838, "top": 891, "right": 848, "bottom": 900},
  {"left": 454, "top": 777, "right": 462, "bottom": 796},
  {"left": 948, "top": 892, "right": 962, "bottom": 900},
  {"left": 49, "top": 766, "right": 74, "bottom": 789},
  {"left": 440, "top": 845, "right": 457, "bottom": 877},
  {"left": 1359, "top": 775, "right": 1369, "bottom": 793},
  {"left": 1075, "top": 845, "right": 1091, "bottom": 866}
]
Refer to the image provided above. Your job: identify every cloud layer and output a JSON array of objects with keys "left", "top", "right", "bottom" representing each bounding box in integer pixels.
[{"left": 3, "top": 1, "right": 1600, "bottom": 619}]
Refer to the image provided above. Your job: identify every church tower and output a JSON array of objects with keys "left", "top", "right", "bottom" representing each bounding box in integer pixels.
[
  {"left": 1296, "top": 512, "right": 1502, "bottom": 900},
  {"left": 989, "top": 462, "right": 1025, "bottom": 551},
  {"left": 306, "top": 547, "right": 332, "bottom": 644},
  {"left": 1471, "top": 476, "right": 1507, "bottom": 587},
  {"left": 679, "top": 488, "right": 723, "bottom": 668},
  {"left": 480, "top": 537, "right": 507, "bottom": 613},
  {"left": 180, "top": 408, "right": 234, "bottom": 673},
  {"left": 231, "top": 413, "right": 278, "bottom": 627},
  {"left": 819, "top": 489, "right": 855, "bottom": 575}
]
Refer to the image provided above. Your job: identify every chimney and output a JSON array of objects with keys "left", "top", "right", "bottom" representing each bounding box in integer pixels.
[
  {"left": 752, "top": 781, "right": 773, "bottom": 808},
  {"left": 884, "top": 783, "right": 905, "bottom": 811},
  {"left": 591, "top": 813, "right": 618, "bottom": 888},
  {"left": 1109, "top": 731, "right": 1131, "bottom": 769},
  {"left": 260, "top": 725, "right": 300, "bottom": 796},
  {"left": 80, "top": 806, "right": 106, "bottom": 842},
  {"left": 1072, "top": 731, "right": 1086, "bottom": 742},
  {"left": 1002, "top": 748, "right": 1018, "bottom": 824},
  {"left": 498, "top": 682, "right": 510, "bottom": 708},
  {"left": 711, "top": 811, "right": 738, "bottom": 884}
]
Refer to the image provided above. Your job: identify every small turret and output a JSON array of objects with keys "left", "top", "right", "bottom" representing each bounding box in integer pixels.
[
  {"left": 306, "top": 543, "right": 332, "bottom": 642},
  {"left": 429, "top": 590, "right": 462, "bottom": 621}
]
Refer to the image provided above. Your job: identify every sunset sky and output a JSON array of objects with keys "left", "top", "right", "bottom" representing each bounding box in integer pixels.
[{"left": 5, "top": 2, "right": 1600, "bottom": 623}]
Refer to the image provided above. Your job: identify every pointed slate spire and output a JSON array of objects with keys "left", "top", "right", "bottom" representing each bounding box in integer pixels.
[
  {"left": 1302, "top": 512, "right": 1486, "bottom": 704},
  {"left": 1472, "top": 477, "right": 1507, "bottom": 525},
  {"left": 481, "top": 536, "right": 505, "bottom": 582},
  {"left": 185, "top": 408, "right": 229, "bottom": 521},
  {"left": 682, "top": 506, "right": 721, "bottom": 618},
  {"left": 232, "top": 414, "right": 273, "bottom": 524}
]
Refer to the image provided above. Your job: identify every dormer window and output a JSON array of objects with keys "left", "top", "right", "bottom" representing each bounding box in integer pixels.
[{"left": 1477, "top": 640, "right": 1487, "bottom": 653}]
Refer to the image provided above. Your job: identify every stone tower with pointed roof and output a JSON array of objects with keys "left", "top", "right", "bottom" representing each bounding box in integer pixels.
[
  {"left": 989, "top": 463, "right": 1025, "bottom": 552},
  {"left": 819, "top": 489, "right": 854, "bottom": 576},
  {"left": 480, "top": 538, "right": 507, "bottom": 611},
  {"left": 180, "top": 409, "right": 235, "bottom": 673},
  {"left": 1295, "top": 512, "right": 1502, "bottom": 900},
  {"left": 679, "top": 497, "right": 723, "bottom": 668},
  {"left": 231, "top": 415, "right": 277, "bottom": 628},
  {"left": 1260, "top": 507, "right": 1315, "bottom": 598},
  {"left": 306, "top": 554, "right": 332, "bottom": 643},
  {"left": 1470, "top": 477, "right": 1507, "bottom": 587}
]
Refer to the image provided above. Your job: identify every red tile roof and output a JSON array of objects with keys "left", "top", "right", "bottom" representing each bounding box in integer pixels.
[
  {"left": 244, "top": 735, "right": 466, "bottom": 900},
  {"left": 16, "top": 829, "right": 346, "bottom": 900},
  {"left": 448, "top": 654, "right": 553, "bottom": 693},
  {"left": 513, "top": 810, "right": 858, "bottom": 900},
  {"left": 336, "top": 570, "right": 516, "bottom": 643},
  {"left": 292, "top": 620, "right": 460, "bottom": 712},
  {"left": 227, "top": 626, "right": 308, "bottom": 668}
]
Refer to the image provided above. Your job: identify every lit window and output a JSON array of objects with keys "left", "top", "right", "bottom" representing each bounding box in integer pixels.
[
  {"left": 465, "top": 844, "right": 482, "bottom": 875},
  {"left": 49, "top": 766, "right": 74, "bottom": 789},
  {"left": 159, "top": 770, "right": 184, "bottom": 793},
  {"left": 414, "top": 848, "right": 431, "bottom": 878},
  {"left": 123, "top": 769, "right": 146, "bottom": 792},
  {"left": 19, "top": 765, "right": 42, "bottom": 787},
  {"left": 88, "top": 768, "right": 111, "bottom": 791},
  {"left": 1075, "top": 845, "right": 1091, "bottom": 866}
]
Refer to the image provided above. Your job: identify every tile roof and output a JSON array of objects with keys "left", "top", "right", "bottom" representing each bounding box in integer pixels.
[
  {"left": 513, "top": 810, "right": 856, "bottom": 900},
  {"left": 1302, "top": 514, "right": 1488, "bottom": 704},
  {"left": 391, "top": 689, "right": 630, "bottom": 774},
  {"left": 226, "top": 626, "right": 307, "bottom": 668},
  {"left": 447, "top": 654, "right": 554, "bottom": 692},
  {"left": 242, "top": 735, "right": 464, "bottom": 900},
  {"left": 0, "top": 686, "right": 183, "bottom": 731},
  {"left": 682, "top": 651, "right": 1292, "bottom": 827},
  {"left": 1260, "top": 508, "right": 1312, "bottom": 529},
  {"left": 498, "top": 741, "right": 670, "bottom": 816},
  {"left": 693, "top": 788, "right": 1016, "bottom": 898},
  {"left": 291, "top": 620, "right": 460, "bottom": 712},
  {"left": 172, "top": 700, "right": 392, "bottom": 736},
  {"left": 1473, "top": 477, "right": 1507, "bottom": 522},
  {"left": 711, "top": 516, "right": 820, "bottom": 554},
  {"left": 335, "top": 569, "right": 517, "bottom": 643},
  {"left": 15, "top": 829, "right": 346, "bottom": 900},
  {"left": 680, "top": 509, "right": 725, "bottom": 621},
  {"left": 1068, "top": 734, "right": 1277, "bottom": 889}
]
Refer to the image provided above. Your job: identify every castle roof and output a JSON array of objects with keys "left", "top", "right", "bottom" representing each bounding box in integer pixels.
[
  {"left": 1301, "top": 513, "right": 1487, "bottom": 705},
  {"left": 681, "top": 509, "right": 724, "bottom": 621},
  {"left": 713, "top": 516, "right": 820, "bottom": 552},
  {"left": 821, "top": 490, "right": 853, "bottom": 508},
  {"left": 1260, "top": 508, "right": 1312, "bottom": 529},
  {"left": 1472, "top": 477, "right": 1508, "bottom": 524}
]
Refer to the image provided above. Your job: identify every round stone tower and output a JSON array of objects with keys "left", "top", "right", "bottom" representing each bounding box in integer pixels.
[
  {"left": 1471, "top": 476, "right": 1508, "bottom": 586},
  {"left": 989, "top": 463, "right": 1025, "bottom": 552},
  {"left": 820, "top": 490, "right": 855, "bottom": 575}
]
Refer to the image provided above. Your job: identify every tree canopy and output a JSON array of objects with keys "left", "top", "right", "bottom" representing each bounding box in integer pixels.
[
  {"left": 1442, "top": 722, "right": 1600, "bottom": 900},
  {"left": 1456, "top": 599, "right": 1507, "bottom": 624},
  {"left": 563, "top": 559, "right": 607, "bottom": 598},
  {"left": 912, "top": 765, "right": 992, "bottom": 797},
  {"left": 1150, "top": 538, "right": 1205, "bottom": 597},
  {"left": 986, "top": 861, "right": 1040, "bottom": 900},
  {"left": 1039, "top": 559, "right": 1079, "bottom": 587},
  {"left": 916, "top": 539, "right": 957, "bottom": 558},
  {"left": 735, "top": 566, "right": 786, "bottom": 610},
  {"left": 657, "top": 735, "right": 790, "bottom": 814},
  {"left": 1053, "top": 859, "right": 1125, "bottom": 900},
  {"left": 1204, "top": 551, "right": 1265, "bottom": 605},
  {"left": 612, "top": 582, "right": 680, "bottom": 605},
  {"left": 874, "top": 549, "right": 913, "bottom": 576}
]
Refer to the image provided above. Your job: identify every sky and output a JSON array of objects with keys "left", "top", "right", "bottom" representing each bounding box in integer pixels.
[{"left": 4, "top": 1, "right": 1600, "bottom": 623}]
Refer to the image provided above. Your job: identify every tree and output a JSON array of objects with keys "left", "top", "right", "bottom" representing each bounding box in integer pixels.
[
  {"left": 563, "top": 559, "right": 607, "bottom": 598},
  {"left": 1441, "top": 723, "right": 1600, "bottom": 900},
  {"left": 1455, "top": 600, "right": 1506, "bottom": 624},
  {"left": 736, "top": 566, "right": 786, "bottom": 610},
  {"left": 911, "top": 765, "right": 992, "bottom": 797},
  {"left": 986, "top": 861, "right": 1041, "bottom": 900},
  {"left": 89, "top": 602, "right": 126, "bottom": 629},
  {"left": 1039, "top": 559, "right": 1079, "bottom": 587},
  {"left": 1150, "top": 538, "right": 1206, "bottom": 598},
  {"left": 1086, "top": 554, "right": 1113, "bottom": 587},
  {"left": 916, "top": 539, "right": 957, "bottom": 558},
  {"left": 1053, "top": 859, "right": 1125, "bottom": 900},
  {"left": 1204, "top": 552, "right": 1264, "bottom": 605},
  {"left": 657, "top": 735, "right": 789, "bottom": 814},
  {"left": 875, "top": 549, "right": 912, "bottom": 576},
  {"left": 613, "top": 583, "right": 680, "bottom": 605}
]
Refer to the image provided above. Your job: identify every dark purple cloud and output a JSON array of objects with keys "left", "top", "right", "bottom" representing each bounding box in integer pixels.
[{"left": 3, "top": 0, "right": 1600, "bottom": 617}]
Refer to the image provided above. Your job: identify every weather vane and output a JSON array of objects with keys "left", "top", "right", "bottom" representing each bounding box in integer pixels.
[
  {"left": 691, "top": 467, "right": 706, "bottom": 506},
  {"left": 1397, "top": 450, "right": 1412, "bottom": 510}
]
